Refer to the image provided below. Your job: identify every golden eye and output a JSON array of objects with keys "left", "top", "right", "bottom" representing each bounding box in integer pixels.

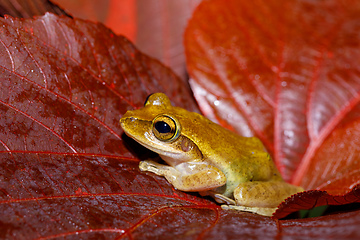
[{"left": 152, "top": 115, "right": 180, "bottom": 142}]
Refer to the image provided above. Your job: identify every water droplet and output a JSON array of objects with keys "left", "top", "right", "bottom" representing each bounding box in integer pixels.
[
  {"left": 284, "top": 130, "right": 294, "bottom": 137},
  {"left": 271, "top": 66, "right": 278, "bottom": 72}
]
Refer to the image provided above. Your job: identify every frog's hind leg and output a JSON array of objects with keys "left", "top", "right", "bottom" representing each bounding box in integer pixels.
[
  {"left": 226, "top": 181, "right": 304, "bottom": 216},
  {"left": 221, "top": 205, "right": 277, "bottom": 217}
]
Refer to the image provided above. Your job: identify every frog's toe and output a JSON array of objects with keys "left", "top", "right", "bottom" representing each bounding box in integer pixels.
[
  {"left": 139, "top": 160, "right": 156, "bottom": 171},
  {"left": 213, "top": 193, "right": 236, "bottom": 205},
  {"left": 139, "top": 160, "right": 168, "bottom": 176}
]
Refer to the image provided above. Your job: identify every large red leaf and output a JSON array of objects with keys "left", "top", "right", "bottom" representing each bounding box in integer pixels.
[
  {"left": 185, "top": 0, "right": 360, "bottom": 200},
  {"left": 0, "top": 13, "right": 208, "bottom": 239}
]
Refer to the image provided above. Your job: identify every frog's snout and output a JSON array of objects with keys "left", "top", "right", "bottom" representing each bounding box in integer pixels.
[
  {"left": 120, "top": 110, "right": 135, "bottom": 123},
  {"left": 120, "top": 116, "right": 136, "bottom": 125}
]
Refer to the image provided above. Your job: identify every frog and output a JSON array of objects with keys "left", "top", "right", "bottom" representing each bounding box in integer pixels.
[{"left": 120, "top": 93, "right": 304, "bottom": 216}]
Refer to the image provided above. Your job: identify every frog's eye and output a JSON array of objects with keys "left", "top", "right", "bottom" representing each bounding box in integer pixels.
[{"left": 152, "top": 115, "right": 180, "bottom": 142}]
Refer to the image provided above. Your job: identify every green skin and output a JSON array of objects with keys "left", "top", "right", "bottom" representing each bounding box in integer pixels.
[{"left": 120, "top": 93, "right": 304, "bottom": 216}]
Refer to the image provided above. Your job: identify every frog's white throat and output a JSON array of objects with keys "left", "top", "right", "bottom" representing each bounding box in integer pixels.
[
  {"left": 129, "top": 136, "right": 191, "bottom": 166},
  {"left": 158, "top": 154, "right": 192, "bottom": 167}
]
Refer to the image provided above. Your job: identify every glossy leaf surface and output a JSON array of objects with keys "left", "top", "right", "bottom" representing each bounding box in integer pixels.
[{"left": 0, "top": 13, "right": 204, "bottom": 239}]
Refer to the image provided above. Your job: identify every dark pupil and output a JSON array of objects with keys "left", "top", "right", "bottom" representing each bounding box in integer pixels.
[{"left": 155, "top": 121, "right": 171, "bottom": 133}]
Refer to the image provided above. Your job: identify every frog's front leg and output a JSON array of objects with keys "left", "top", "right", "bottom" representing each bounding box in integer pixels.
[
  {"left": 226, "top": 181, "right": 304, "bottom": 216},
  {"left": 139, "top": 160, "right": 227, "bottom": 192}
]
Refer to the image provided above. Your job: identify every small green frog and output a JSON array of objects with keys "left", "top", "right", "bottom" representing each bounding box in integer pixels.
[{"left": 120, "top": 93, "right": 303, "bottom": 216}]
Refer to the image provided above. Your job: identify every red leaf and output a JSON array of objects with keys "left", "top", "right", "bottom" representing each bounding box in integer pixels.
[
  {"left": 105, "top": 0, "right": 136, "bottom": 41},
  {"left": 0, "top": 13, "right": 205, "bottom": 238},
  {"left": 279, "top": 210, "right": 360, "bottom": 239},
  {"left": 134, "top": 0, "right": 202, "bottom": 81},
  {"left": 274, "top": 185, "right": 360, "bottom": 219},
  {"left": 185, "top": 0, "right": 360, "bottom": 204},
  {"left": 0, "top": 0, "right": 68, "bottom": 18}
]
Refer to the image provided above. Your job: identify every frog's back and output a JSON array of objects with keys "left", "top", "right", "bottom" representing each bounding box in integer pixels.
[{"left": 172, "top": 107, "right": 266, "bottom": 160}]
